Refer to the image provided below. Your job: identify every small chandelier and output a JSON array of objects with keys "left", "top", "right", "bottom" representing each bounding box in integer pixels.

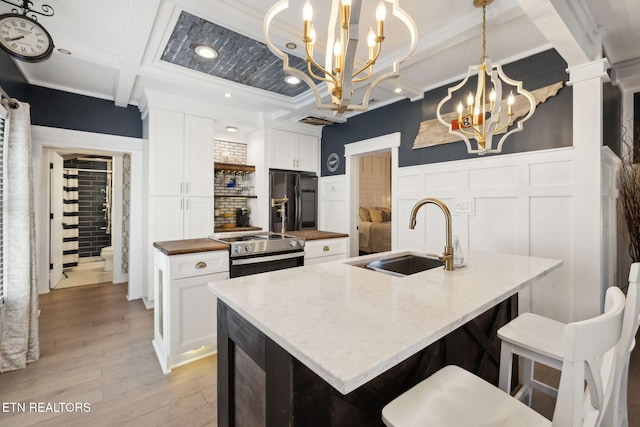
[
  {"left": 264, "top": 0, "right": 417, "bottom": 115},
  {"left": 436, "top": 0, "right": 536, "bottom": 155}
]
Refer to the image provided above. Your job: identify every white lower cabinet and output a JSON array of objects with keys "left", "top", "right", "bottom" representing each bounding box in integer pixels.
[
  {"left": 153, "top": 248, "right": 228, "bottom": 374},
  {"left": 304, "top": 238, "right": 349, "bottom": 265}
]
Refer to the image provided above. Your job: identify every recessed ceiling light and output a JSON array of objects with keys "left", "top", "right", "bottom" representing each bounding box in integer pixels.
[
  {"left": 224, "top": 93, "right": 232, "bottom": 98},
  {"left": 194, "top": 45, "right": 218, "bottom": 59},
  {"left": 57, "top": 48, "right": 72, "bottom": 55},
  {"left": 225, "top": 126, "right": 238, "bottom": 133},
  {"left": 285, "top": 42, "right": 297, "bottom": 49},
  {"left": 285, "top": 75, "right": 301, "bottom": 85},
  {"left": 394, "top": 88, "right": 402, "bottom": 94}
]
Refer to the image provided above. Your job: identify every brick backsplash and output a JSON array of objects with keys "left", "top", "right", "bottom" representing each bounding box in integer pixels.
[
  {"left": 214, "top": 139, "right": 247, "bottom": 164},
  {"left": 214, "top": 140, "right": 251, "bottom": 228}
]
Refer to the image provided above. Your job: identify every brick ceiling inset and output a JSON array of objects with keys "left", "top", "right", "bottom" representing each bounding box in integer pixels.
[{"left": 162, "top": 11, "right": 309, "bottom": 98}]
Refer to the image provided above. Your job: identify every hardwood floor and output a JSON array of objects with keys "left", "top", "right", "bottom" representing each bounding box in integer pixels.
[
  {"left": 0, "top": 283, "right": 217, "bottom": 426},
  {"left": 0, "top": 282, "right": 638, "bottom": 426}
]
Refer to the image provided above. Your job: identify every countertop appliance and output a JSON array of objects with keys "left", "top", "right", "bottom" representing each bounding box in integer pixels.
[
  {"left": 270, "top": 170, "right": 317, "bottom": 233},
  {"left": 211, "top": 231, "right": 305, "bottom": 278},
  {"left": 236, "top": 208, "right": 250, "bottom": 227}
]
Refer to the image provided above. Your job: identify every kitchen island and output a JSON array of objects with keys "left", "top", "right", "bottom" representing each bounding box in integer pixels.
[{"left": 208, "top": 249, "right": 562, "bottom": 426}]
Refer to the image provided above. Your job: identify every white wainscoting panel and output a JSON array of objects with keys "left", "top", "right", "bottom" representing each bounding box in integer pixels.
[
  {"left": 469, "top": 197, "right": 519, "bottom": 254},
  {"left": 397, "top": 174, "right": 423, "bottom": 196},
  {"left": 529, "top": 196, "right": 574, "bottom": 321},
  {"left": 529, "top": 161, "right": 573, "bottom": 187},
  {"left": 425, "top": 171, "right": 460, "bottom": 192},
  {"left": 469, "top": 166, "right": 519, "bottom": 190},
  {"left": 319, "top": 175, "right": 348, "bottom": 235}
]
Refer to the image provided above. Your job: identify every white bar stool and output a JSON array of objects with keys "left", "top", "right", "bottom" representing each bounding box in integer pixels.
[
  {"left": 497, "top": 264, "right": 640, "bottom": 427},
  {"left": 381, "top": 286, "right": 626, "bottom": 427}
]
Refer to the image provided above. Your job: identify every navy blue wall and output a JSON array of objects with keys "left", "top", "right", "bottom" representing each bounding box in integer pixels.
[
  {"left": 321, "top": 49, "right": 573, "bottom": 176},
  {"left": 0, "top": 52, "right": 142, "bottom": 138}
]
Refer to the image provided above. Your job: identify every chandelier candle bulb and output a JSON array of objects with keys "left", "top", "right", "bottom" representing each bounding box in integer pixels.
[
  {"left": 303, "top": 0, "right": 312, "bottom": 40},
  {"left": 342, "top": 0, "right": 351, "bottom": 29},
  {"left": 376, "top": 1, "right": 386, "bottom": 38},
  {"left": 507, "top": 91, "right": 514, "bottom": 116},
  {"left": 457, "top": 102, "right": 463, "bottom": 122}
]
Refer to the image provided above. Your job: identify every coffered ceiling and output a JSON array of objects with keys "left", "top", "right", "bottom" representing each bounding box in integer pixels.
[{"left": 1, "top": 0, "right": 639, "bottom": 134}]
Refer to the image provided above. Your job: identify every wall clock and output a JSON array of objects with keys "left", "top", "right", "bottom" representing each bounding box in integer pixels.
[{"left": 0, "top": 13, "right": 54, "bottom": 62}]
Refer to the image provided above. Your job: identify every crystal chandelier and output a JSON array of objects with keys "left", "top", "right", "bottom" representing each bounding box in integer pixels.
[
  {"left": 264, "top": 0, "right": 417, "bottom": 115},
  {"left": 436, "top": 0, "right": 536, "bottom": 155}
]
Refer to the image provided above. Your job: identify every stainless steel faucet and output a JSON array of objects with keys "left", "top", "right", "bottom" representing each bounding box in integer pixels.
[{"left": 409, "top": 198, "right": 454, "bottom": 271}]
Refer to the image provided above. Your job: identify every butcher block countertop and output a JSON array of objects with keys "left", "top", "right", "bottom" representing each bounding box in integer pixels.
[
  {"left": 153, "top": 230, "right": 347, "bottom": 256},
  {"left": 153, "top": 238, "right": 229, "bottom": 256},
  {"left": 287, "top": 230, "right": 349, "bottom": 240}
]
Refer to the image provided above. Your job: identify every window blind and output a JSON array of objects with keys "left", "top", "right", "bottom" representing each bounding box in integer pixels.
[{"left": 0, "top": 106, "right": 6, "bottom": 307}]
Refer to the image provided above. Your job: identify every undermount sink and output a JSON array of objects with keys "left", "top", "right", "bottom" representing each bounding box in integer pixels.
[{"left": 356, "top": 254, "right": 445, "bottom": 277}]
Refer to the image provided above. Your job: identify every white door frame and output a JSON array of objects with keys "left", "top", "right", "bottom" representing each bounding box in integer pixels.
[
  {"left": 32, "top": 125, "right": 145, "bottom": 300},
  {"left": 49, "top": 151, "right": 63, "bottom": 288},
  {"left": 344, "top": 133, "right": 400, "bottom": 257}
]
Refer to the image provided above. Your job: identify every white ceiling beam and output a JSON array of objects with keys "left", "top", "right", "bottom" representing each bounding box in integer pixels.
[
  {"left": 611, "top": 57, "right": 640, "bottom": 91},
  {"left": 516, "top": 0, "right": 601, "bottom": 67},
  {"left": 114, "top": 0, "right": 162, "bottom": 107}
]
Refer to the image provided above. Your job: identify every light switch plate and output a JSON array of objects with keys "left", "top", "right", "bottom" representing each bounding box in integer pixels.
[{"left": 455, "top": 198, "right": 474, "bottom": 215}]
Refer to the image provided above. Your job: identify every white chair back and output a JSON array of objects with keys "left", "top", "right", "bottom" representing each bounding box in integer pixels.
[
  {"left": 599, "top": 263, "right": 640, "bottom": 427},
  {"left": 552, "top": 286, "right": 626, "bottom": 427}
]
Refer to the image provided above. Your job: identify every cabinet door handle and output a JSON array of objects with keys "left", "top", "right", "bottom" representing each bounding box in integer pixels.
[
  {"left": 180, "top": 182, "right": 184, "bottom": 194},
  {"left": 195, "top": 261, "right": 207, "bottom": 269},
  {"left": 186, "top": 199, "right": 190, "bottom": 210},
  {"left": 186, "top": 182, "right": 190, "bottom": 194},
  {"left": 323, "top": 245, "right": 330, "bottom": 252},
  {"left": 181, "top": 199, "right": 184, "bottom": 210}
]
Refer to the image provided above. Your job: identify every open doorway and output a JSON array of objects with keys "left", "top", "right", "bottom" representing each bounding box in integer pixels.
[
  {"left": 357, "top": 151, "right": 392, "bottom": 255},
  {"left": 50, "top": 152, "right": 122, "bottom": 290},
  {"left": 345, "top": 133, "right": 400, "bottom": 257},
  {"left": 33, "top": 126, "right": 144, "bottom": 300}
]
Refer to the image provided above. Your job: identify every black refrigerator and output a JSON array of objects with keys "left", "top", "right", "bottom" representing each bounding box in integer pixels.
[{"left": 270, "top": 170, "right": 318, "bottom": 233}]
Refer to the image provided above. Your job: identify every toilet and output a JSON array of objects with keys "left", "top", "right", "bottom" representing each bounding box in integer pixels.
[{"left": 100, "top": 246, "right": 114, "bottom": 271}]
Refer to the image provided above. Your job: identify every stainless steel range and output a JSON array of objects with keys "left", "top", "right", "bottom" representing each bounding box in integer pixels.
[{"left": 211, "top": 232, "right": 305, "bottom": 278}]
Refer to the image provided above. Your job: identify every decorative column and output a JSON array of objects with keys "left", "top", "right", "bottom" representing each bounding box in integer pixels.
[{"left": 567, "top": 58, "right": 610, "bottom": 319}]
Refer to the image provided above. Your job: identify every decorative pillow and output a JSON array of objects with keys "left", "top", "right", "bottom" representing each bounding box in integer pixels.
[
  {"left": 369, "top": 207, "right": 383, "bottom": 223},
  {"left": 380, "top": 207, "right": 391, "bottom": 222},
  {"left": 359, "top": 207, "right": 371, "bottom": 222}
]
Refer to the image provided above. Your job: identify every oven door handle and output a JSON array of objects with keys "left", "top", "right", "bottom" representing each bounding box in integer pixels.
[{"left": 231, "top": 251, "right": 304, "bottom": 266}]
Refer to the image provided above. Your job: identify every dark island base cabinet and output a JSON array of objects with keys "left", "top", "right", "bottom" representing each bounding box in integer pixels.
[{"left": 217, "top": 296, "right": 518, "bottom": 427}]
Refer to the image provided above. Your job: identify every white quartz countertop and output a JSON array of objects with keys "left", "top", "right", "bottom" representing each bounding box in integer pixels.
[{"left": 208, "top": 250, "right": 562, "bottom": 394}]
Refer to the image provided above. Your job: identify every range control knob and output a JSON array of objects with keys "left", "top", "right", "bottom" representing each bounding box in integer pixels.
[
  {"left": 245, "top": 245, "right": 253, "bottom": 252},
  {"left": 233, "top": 246, "right": 241, "bottom": 253},
  {"left": 298, "top": 239, "right": 305, "bottom": 247},
  {"left": 289, "top": 240, "right": 298, "bottom": 247}
]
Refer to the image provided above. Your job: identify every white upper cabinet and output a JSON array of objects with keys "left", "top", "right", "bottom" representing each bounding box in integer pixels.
[
  {"left": 149, "top": 109, "right": 214, "bottom": 197},
  {"left": 268, "top": 129, "right": 319, "bottom": 173},
  {"left": 184, "top": 115, "right": 215, "bottom": 197},
  {"left": 149, "top": 109, "right": 184, "bottom": 196}
]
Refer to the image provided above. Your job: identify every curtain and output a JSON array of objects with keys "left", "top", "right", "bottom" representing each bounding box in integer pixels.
[
  {"left": 0, "top": 100, "right": 39, "bottom": 372},
  {"left": 62, "top": 169, "right": 79, "bottom": 268},
  {"left": 122, "top": 154, "right": 130, "bottom": 274}
]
